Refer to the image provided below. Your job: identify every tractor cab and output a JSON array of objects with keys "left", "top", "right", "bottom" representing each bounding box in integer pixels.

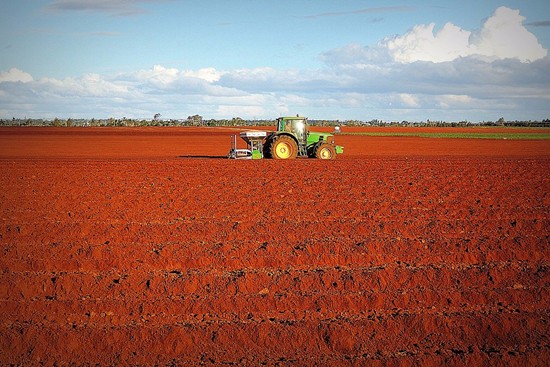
[
  {"left": 278, "top": 117, "right": 307, "bottom": 143},
  {"left": 275, "top": 116, "right": 309, "bottom": 156}
]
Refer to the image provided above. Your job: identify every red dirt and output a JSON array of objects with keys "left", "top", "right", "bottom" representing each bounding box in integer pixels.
[{"left": 1, "top": 127, "right": 549, "bottom": 366}]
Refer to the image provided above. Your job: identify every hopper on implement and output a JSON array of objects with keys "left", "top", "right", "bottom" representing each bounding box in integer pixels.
[
  {"left": 227, "top": 116, "right": 343, "bottom": 160},
  {"left": 227, "top": 131, "right": 267, "bottom": 159}
]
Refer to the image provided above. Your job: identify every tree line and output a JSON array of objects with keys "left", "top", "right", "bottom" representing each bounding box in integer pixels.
[{"left": 1, "top": 116, "right": 549, "bottom": 128}]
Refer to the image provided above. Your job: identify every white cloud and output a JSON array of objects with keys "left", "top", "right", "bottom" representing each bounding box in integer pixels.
[
  {"left": 382, "top": 6, "right": 547, "bottom": 63},
  {"left": 399, "top": 94, "right": 420, "bottom": 107},
  {"left": 469, "top": 7, "right": 547, "bottom": 62},
  {"left": 128, "top": 65, "right": 225, "bottom": 91},
  {"left": 183, "top": 68, "right": 222, "bottom": 83},
  {"left": 27, "top": 74, "right": 131, "bottom": 101},
  {"left": 436, "top": 95, "right": 474, "bottom": 108},
  {"left": 133, "top": 65, "right": 180, "bottom": 86},
  {"left": 0, "top": 68, "right": 33, "bottom": 83},
  {"left": 386, "top": 22, "right": 471, "bottom": 63}
]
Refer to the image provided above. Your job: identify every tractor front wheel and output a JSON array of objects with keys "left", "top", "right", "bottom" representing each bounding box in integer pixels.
[
  {"left": 270, "top": 135, "right": 298, "bottom": 159},
  {"left": 315, "top": 143, "right": 336, "bottom": 160}
]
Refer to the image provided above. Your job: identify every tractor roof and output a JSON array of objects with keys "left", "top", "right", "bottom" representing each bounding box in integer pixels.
[{"left": 279, "top": 116, "right": 307, "bottom": 120}]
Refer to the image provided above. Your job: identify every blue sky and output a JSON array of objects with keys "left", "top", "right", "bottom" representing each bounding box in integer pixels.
[{"left": 1, "top": 0, "right": 549, "bottom": 121}]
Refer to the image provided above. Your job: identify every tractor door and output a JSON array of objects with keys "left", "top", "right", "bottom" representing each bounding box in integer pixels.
[
  {"left": 287, "top": 119, "right": 307, "bottom": 144},
  {"left": 287, "top": 119, "right": 308, "bottom": 156}
]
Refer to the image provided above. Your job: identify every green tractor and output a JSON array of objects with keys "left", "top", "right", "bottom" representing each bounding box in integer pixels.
[{"left": 228, "top": 116, "right": 343, "bottom": 160}]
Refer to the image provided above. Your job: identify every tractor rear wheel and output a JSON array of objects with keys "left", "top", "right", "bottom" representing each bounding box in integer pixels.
[
  {"left": 270, "top": 135, "right": 298, "bottom": 159},
  {"left": 315, "top": 143, "right": 336, "bottom": 159}
]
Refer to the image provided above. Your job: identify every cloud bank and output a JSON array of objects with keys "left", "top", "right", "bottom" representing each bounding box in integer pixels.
[
  {"left": 2, "top": 7, "right": 549, "bottom": 121},
  {"left": 324, "top": 6, "right": 547, "bottom": 64}
]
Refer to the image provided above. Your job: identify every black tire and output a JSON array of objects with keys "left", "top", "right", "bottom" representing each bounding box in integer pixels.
[
  {"left": 263, "top": 139, "right": 272, "bottom": 159},
  {"left": 315, "top": 143, "right": 336, "bottom": 159},
  {"left": 270, "top": 135, "right": 298, "bottom": 159},
  {"left": 307, "top": 144, "right": 317, "bottom": 158}
]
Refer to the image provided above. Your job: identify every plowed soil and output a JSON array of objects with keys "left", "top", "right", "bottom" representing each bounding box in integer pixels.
[{"left": 1, "top": 127, "right": 549, "bottom": 366}]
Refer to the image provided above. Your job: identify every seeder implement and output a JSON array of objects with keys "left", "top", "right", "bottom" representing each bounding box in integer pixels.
[{"left": 227, "top": 131, "right": 267, "bottom": 159}]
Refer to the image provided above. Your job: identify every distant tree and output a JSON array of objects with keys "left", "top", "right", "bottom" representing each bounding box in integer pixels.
[
  {"left": 187, "top": 114, "right": 203, "bottom": 126},
  {"left": 230, "top": 117, "right": 244, "bottom": 126}
]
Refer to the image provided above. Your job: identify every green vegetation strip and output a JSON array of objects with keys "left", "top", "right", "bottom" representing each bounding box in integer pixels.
[{"left": 341, "top": 131, "right": 550, "bottom": 140}]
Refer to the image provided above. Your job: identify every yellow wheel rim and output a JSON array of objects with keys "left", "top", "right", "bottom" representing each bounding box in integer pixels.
[
  {"left": 276, "top": 142, "right": 292, "bottom": 159},
  {"left": 319, "top": 147, "right": 333, "bottom": 159}
]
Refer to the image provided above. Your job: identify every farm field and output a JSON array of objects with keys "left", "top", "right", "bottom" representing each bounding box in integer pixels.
[{"left": 0, "top": 126, "right": 549, "bottom": 366}]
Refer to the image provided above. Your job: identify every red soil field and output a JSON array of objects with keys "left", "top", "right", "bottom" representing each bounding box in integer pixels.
[{"left": 1, "top": 126, "right": 549, "bottom": 366}]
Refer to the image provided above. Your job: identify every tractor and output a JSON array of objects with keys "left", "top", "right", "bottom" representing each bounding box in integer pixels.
[{"left": 228, "top": 116, "right": 343, "bottom": 160}]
